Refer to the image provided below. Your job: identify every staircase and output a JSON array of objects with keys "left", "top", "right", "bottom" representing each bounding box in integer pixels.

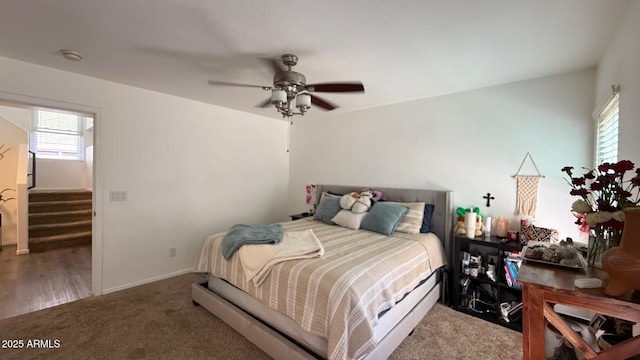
[{"left": 29, "top": 189, "right": 92, "bottom": 251}]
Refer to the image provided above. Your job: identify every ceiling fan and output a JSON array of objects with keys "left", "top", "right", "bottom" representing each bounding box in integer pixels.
[{"left": 208, "top": 54, "right": 365, "bottom": 118}]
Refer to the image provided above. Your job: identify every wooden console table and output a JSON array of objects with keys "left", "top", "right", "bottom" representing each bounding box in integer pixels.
[{"left": 518, "top": 262, "right": 640, "bottom": 359}]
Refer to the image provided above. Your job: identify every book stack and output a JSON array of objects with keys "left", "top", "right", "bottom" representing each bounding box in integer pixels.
[{"left": 503, "top": 251, "right": 522, "bottom": 288}]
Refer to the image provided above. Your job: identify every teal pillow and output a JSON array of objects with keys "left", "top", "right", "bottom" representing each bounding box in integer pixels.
[
  {"left": 360, "top": 202, "right": 409, "bottom": 235},
  {"left": 313, "top": 197, "right": 342, "bottom": 225}
]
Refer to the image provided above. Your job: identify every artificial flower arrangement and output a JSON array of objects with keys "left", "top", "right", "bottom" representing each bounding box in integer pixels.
[
  {"left": 562, "top": 160, "right": 640, "bottom": 265},
  {"left": 305, "top": 184, "right": 318, "bottom": 215}
]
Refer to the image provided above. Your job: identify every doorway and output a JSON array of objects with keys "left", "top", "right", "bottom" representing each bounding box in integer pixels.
[{"left": 0, "top": 101, "right": 96, "bottom": 319}]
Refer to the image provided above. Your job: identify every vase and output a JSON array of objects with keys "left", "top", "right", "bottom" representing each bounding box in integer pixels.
[
  {"left": 601, "top": 207, "right": 640, "bottom": 296},
  {"left": 587, "top": 226, "right": 622, "bottom": 268}
]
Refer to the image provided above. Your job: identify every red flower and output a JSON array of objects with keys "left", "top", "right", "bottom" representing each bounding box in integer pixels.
[
  {"left": 597, "top": 201, "right": 615, "bottom": 212},
  {"left": 570, "top": 188, "right": 589, "bottom": 196},
  {"left": 571, "top": 177, "right": 586, "bottom": 186},
  {"left": 598, "top": 163, "right": 613, "bottom": 172},
  {"left": 590, "top": 181, "right": 604, "bottom": 191},
  {"left": 563, "top": 160, "right": 640, "bottom": 228},
  {"left": 612, "top": 160, "right": 634, "bottom": 174}
]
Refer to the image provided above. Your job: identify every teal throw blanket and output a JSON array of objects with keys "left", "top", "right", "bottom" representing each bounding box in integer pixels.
[{"left": 221, "top": 223, "right": 283, "bottom": 260}]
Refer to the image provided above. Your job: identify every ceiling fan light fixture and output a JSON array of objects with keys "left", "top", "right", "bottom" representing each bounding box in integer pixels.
[
  {"left": 271, "top": 89, "right": 286, "bottom": 104},
  {"left": 296, "top": 94, "right": 311, "bottom": 111}
]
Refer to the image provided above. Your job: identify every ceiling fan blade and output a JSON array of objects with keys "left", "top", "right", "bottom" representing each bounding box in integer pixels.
[
  {"left": 260, "top": 57, "right": 285, "bottom": 75},
  {"left": 306, "top": 82, "right": 365, "bottom": 93},
  {"left": 255, "top": 98, "right": 272, "bottom": 108},
  {"left": 310, "top": 95, "right": 338, "bottom": 111},
  {"left": 208, "top": 80, "right": 270, "bottom": 89}
]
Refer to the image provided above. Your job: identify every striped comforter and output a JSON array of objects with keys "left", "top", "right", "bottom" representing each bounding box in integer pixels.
[{"left": 195, "top": 218, "right": 446, "bottom": 360}]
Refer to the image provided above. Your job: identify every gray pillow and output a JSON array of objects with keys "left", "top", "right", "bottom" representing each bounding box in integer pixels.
[
  {"left": 360, "top": 202, "right": 409, "bottom": 235},
  {"left": 313, "top": 196, "right": 342, "bottom": 225}
]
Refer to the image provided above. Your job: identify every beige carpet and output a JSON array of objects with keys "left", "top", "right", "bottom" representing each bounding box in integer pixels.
[{"left": 0, "top": 273, "right": 522, "bottom": 360}]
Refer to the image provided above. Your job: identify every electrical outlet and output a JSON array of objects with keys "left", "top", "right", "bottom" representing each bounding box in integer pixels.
[{"left": 169, "top": 246, "right": 177, "bottom": 258}]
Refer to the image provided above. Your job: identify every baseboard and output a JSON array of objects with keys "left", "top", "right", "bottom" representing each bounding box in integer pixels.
[
  {"left": 103, "top": 267, "right": 194, "bottom": 294},
  {"left": 16, "top": 249, "right": 30, "bottom": 255}
]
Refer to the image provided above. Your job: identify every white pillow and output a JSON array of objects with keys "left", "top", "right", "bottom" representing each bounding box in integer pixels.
[
  {"left": 331, "top": 210, "right": 366, "bottom": 230},
  {"left": 385, "top": 201, "right": 425, "bottom": 234}
]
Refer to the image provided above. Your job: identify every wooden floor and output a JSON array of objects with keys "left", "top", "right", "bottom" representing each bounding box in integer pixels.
[{"left": 0, "top": 244, "right": 92, "bottom": 320}]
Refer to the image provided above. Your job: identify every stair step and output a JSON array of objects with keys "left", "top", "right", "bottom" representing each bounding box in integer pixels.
[
  {"left": 29, "top": 189, "right": 92, "bottom": 202},
  {"left": 29, "top": 231, "right": 92, "bottom": 244},
  {"left": 29, "top": 209, "right": 92, "bottom": 225},
  {"left": 29, "top": 220, "right": 92, "bottom": 238},
  {"left": 28, "top": 189, "right": 93, "bottom": 251},
  {"left": 29, "top": 232, "right": 92, "bottom": 252},
  {"left": 29, "top": 199, "right": 92, "bottom": 213}
]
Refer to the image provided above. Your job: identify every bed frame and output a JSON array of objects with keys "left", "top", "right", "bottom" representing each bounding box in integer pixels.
[{"left": 192, "top": 185, "right": 453, "bottom": 359}]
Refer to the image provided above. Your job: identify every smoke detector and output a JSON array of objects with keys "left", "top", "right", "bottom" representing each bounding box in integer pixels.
[{"left": 60, "top": 49, "right": 82, "bottom": 61}]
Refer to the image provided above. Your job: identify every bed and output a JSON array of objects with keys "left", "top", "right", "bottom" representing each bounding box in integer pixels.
[{"left": 192, "top": 185, "right": 453, "bottom": 360}]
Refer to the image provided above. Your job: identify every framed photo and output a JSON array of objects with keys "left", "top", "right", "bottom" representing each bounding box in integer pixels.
[{"left": 589, "top": 314, "right": 607, "bottom": 334}]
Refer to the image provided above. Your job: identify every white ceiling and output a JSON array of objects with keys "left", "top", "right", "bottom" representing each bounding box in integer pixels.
[{"left": 0, "top": 0, "right": 631, "bottom": 120}]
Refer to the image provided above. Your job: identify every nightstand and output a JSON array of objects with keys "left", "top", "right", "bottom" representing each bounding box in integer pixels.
[{"left": 289, "top": 212, "right": 311, "bottom": 221}]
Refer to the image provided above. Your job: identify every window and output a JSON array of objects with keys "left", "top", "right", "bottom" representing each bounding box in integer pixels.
[
  {"left": 595, "top": 89, "right": 619, "bottom": 165},
  {"left": 31, "top": 110, "right": 87, "bottom": 160}
]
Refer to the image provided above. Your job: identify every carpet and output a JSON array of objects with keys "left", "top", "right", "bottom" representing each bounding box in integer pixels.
[{"left": 0, "top": 273, "right": 522, "bottom": 359}]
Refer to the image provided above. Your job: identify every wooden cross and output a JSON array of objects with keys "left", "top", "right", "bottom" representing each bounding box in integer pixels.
[{"left": 483, "top": 193, "right": 495, "bottom": 207}]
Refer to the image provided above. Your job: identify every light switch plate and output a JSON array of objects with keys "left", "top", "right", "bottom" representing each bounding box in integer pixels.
[{"left": 109, "top": 191, "right": 127, "bottom": 201}]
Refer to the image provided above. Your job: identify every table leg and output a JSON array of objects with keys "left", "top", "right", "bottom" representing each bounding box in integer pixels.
[{"left": 522, "top": 285, "right": 546, "bottom": 360}]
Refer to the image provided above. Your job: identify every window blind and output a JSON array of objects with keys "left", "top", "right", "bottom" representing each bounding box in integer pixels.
[
  {"left": 596, "top": 92, "right": 619, "bottom": 165},
  {"left": 31, "top": 110, "right": 85, "bottom": 160}
]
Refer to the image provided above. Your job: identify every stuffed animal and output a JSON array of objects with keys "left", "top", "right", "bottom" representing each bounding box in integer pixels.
[
  {"left": 340, "top": 190, "right": 373, "bottom": 214},
  {"left": 340, "top": 192, "right": 359, "bottom": 210},
  {"left": 361, "top": 188, "right": 383, "bottom": 202},
  {"left": 352, "top": 190, "right": 373, "bottom": 213}
]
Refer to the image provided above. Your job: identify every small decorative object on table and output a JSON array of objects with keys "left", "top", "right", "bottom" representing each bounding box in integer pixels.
[
  {"left": 561, "top": 160, "right": 640, "bottom": 267},
  {"left": 494, "top": 216, "right": 510, "bottom": 238},
  {"left": 519, "top": 224, "right": 559, "bottom": 245},
  {"left": 522, "top": 240, "right": 587, "bottom": 269}
]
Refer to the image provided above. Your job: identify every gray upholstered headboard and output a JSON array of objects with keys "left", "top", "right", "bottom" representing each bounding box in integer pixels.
[{"left": 315, "top": 185, "right": 454, "bottom": 261}]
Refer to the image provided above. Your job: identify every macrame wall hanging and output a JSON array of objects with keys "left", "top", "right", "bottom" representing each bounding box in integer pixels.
[{"left": 512, "top": 152, "right": 545, "bottom": 217}]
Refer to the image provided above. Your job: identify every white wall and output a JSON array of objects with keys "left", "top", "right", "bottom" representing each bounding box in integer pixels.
[
  {"left": 0, "top": 56, "right": 289, "bottom": 293},
  {"left": 0, "top": 116, "right": 27, "bottom": 245},
  {"left": 290, "top": 69, "right": 595, "bottom": 242},
  {"left": 597, "top": 0, "right": 640, "bottom": 164},
  {"left": 35, "top": 159, "right": 89, "bottom": 189},
  {"left": 0, "top": 105, "right": 31, "bottom": 130}
]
